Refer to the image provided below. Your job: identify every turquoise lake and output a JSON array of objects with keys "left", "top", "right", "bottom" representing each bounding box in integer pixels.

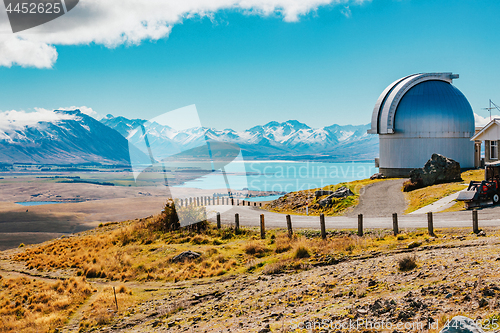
[
  {"left": 174, "top": 161, "right": 378, "bottom": 192},
  {"left": 15, "top": 201, "right": 64, "bottom": 206}
]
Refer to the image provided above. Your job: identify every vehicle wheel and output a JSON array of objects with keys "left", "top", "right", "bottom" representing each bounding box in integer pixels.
[
  {"left": 465, "top": 202, "right": 470, "bottom": 210},
  {"left": 493, "top": 194, "right": 500, "bottom": 204}
]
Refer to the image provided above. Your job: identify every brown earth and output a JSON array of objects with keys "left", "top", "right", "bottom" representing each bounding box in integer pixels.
[{"left": 2, "top": 224, "right": 500, "bottom": 332}]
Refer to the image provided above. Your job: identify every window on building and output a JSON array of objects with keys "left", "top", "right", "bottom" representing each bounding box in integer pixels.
[{"left": 491, "top": 141, "right": 498, "bottom": 160}]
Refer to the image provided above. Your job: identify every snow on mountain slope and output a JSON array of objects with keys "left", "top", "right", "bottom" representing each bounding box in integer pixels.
[
  {"left": 0, "top": 109, "right": 149, "bottom": 165},
  {"left": 101, "top": 115, "right": 377, "bottom": 161}
]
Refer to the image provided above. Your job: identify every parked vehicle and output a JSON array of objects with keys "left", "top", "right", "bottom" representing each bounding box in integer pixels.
[{"left": 457, "top": 162, "right": 500, "bottom": 209}]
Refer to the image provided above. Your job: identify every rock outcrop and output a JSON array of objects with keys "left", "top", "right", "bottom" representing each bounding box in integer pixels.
[
  {"left": 370, "top": 173, "right": 386, "bottom": 180},
  {"left": 409, "top": 154, "right": 462, "bottom": 187},
  {"left": 318, "top": 186, "right": 354, "bottom": 207},
  {"left": 171, "top": 250, "right": 201, "bottom": 262}
]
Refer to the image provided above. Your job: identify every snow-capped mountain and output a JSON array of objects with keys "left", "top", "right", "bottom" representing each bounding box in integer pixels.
[
  {"left": 101, "top": 115, "right": 378, "bottom": 162},
  {"left": 0, "top": 109, "right": 377, "bottom": 165},
  {"left": 0, "top": 109, "right": 148, "bottom": 164}
]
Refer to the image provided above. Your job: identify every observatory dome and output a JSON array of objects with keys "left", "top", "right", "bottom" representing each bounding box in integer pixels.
[{"left": 369, "top": 73, "right": 475, "bottom": 177}]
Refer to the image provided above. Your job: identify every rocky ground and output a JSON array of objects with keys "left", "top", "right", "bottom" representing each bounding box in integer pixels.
[
  {"left": 3, "top": 227, "right": 500, "bottom": 332},
  {"left": 97, "top": 231, "right": 500, "bottom": 332}
]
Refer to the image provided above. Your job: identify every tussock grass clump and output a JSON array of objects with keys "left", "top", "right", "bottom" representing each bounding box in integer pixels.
[
  {"left": 244, "top": 241, "right": 268, "bottom": 256},
  {"left": 293, "top": 242, "right": 311, "bottom": 259},
  {"left": 275, "top": 234, "right": 292, "bottom": 253},
  {"left": 0, "top": 276, "right": 91, "bottom": 333},
  {"left": 79, "top": 286, "right": 134, "bottom": 329},
  {"left": 263, "top": 261, "right": 288, "bottom": 275},
  {"left": 398, "top": 254, "right": 417, "bottom": 271}
]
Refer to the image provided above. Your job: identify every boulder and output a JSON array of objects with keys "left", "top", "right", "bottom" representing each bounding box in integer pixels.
[
  {"left": 314, "top": 190, "right": 335, "bottom": 198},
  {"left": 409, "top": 154, "right": 462, "bottom": 187},
  {"left": 370, "top": 173, "right": 386, "bottom": 180},
  {"left": 318, "top": 186, "right": 354, "bottom": 207},
  {"left": 171, "top": 250, "right": 201, "bottom": 262},
  {"left": 439, "top": 316, "right": 485, "bottom": 333}
]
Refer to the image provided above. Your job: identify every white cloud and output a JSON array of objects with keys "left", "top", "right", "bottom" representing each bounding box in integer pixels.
[
  {"left": 0, "top": 37, "right": 58, "bottom": 68},
  {"left": 340, "top": 6, "right": 352, "bottom": 18},
  {"left": 57, "top": 106, "right": 100, "bottom": 119},
  {"left": 473, "top": 112, "right": 500, "bottom": 128},
  {"left": 0, "top": 108, "right": 78, "bottom": 131},
  {"left": 0, "top": 0, "right": 367, "bottom": 68}
]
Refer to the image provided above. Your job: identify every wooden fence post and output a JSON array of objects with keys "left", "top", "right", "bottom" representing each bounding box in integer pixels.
[
  {"left": 286, "top": 215, "right": 293, "bottom": 238},
  {"left": 358, "top": 214, "right": 363, "bottom": 237},
  {"left": 235, "top": 213, "right": 240, "bottom": 232},
  {"left": 113, "top": 286, "right": 118, "bottom": 311},
  {"left": 427, "top": 212, "right": 434, "bottom": 236},
  {"left": 180, "top": 199, "right": 183, "bottom": 207},
  {"left": 392, "top": 213, "right": 399, "bottom": 236},
  {"left": 473, "top": 210, "right": 479, "bottom": 234},
  {"left": 217, "top": 212, "right": 221, "bottom": 229},
  {"left": 260, "top": 214, "right": 265, "bottom": 239},
  {"left": 217, "top": 196, "right": 219, "bottom": 205},
  {"left": 320, "top": 213, "right": 326, "bottom": 240}
]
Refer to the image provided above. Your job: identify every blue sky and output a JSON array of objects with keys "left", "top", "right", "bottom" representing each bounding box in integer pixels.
[{"left": 1, "top": 0, "right": 500, "bottom": 130}]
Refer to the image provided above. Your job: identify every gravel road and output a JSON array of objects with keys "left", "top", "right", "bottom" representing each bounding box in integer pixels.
[{"left": 348, "top": 178, "right": 407, "bottom": 217}]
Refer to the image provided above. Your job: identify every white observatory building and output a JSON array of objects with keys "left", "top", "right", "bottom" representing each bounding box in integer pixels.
[{"left": 368, "top": 73, "right": 475, "bottom": 177}]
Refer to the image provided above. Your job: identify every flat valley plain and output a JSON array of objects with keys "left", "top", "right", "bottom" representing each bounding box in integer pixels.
[{"left": 0, "top": 168, "right": 222, "bottom": 251}]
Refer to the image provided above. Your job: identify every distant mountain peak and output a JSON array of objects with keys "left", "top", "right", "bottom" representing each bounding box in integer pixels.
[{"left": 101, "top": 114, "right": 376, "bottom": 162}]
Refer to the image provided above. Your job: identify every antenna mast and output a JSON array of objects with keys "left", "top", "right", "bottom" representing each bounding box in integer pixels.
[{"left": 482, "top": 99, "right": 500, "bottom": 120}]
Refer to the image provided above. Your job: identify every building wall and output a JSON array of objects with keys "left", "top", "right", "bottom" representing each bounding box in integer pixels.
[
  {"left": 379, "top": 136, "right": 474, "bottom": 171},
  {"left": 485, "top": 140, "right": 500, "bottom": 163}
]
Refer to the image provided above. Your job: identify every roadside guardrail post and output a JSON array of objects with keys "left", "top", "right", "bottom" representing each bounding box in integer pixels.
[
  {"left": 427, "top": 212, "right": 435, "bottom": 236},
  {"left": 286, "top": 215, "right": 293, "bottom": 238},
  {"left": 320, "top": 213, "right": 326, "bottom": 240},
  {"left": 392, "top": 213, "right": 399, "bottom": 235},
  {"left": 473, "top": 210, "right": 479, "bottom": 234},
  {"left": 260, "top": 214, "right": 265, "bottom": 239},
  {"left": 217, "top": 212, "right": 221, "bottom": 229},
  {"left": 235, "top": 213, "right": 240, "bottom": 232},
  {"left": 358, "top": 214, "right": 363, "bottom": 237}
]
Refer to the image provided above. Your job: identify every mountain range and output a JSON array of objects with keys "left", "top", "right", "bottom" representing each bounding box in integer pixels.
[
  {"left": 100, "top": 115, "right": 378, "bottom": 162},
  {"left": 0, "top": 110, "right": 148, "bottom": 165},
  {"left": 0, "top": 109, "right": 378, "bottom": 165}
]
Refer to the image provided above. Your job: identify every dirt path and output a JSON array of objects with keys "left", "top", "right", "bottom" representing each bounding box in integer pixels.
[{"left": 348, "top": 179, "right": 407, "bottom": 217}]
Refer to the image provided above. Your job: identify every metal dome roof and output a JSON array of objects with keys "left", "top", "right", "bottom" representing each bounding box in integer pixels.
[
  {"left": 393, "top": 80, "right": 474, "bottom": 137},
  {"left": 368, "top": 73, "right": 474, "bottom": 136}
]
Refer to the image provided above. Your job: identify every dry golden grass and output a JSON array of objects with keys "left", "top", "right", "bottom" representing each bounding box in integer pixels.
[
  {"left": 0, "top": 276, "right": 91, "bottom": 333},
  {"left": 12, "top": 209, "right": 468, "bottom": 287},
  {"left": 78, "top": 286, "right": 134, "bottom": 331},
  {"left": 404, "top": 169, "right": 484, "bottom": 213},
  {"left": 244, "top": 241, "right": 268, "bottom": 257}
]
